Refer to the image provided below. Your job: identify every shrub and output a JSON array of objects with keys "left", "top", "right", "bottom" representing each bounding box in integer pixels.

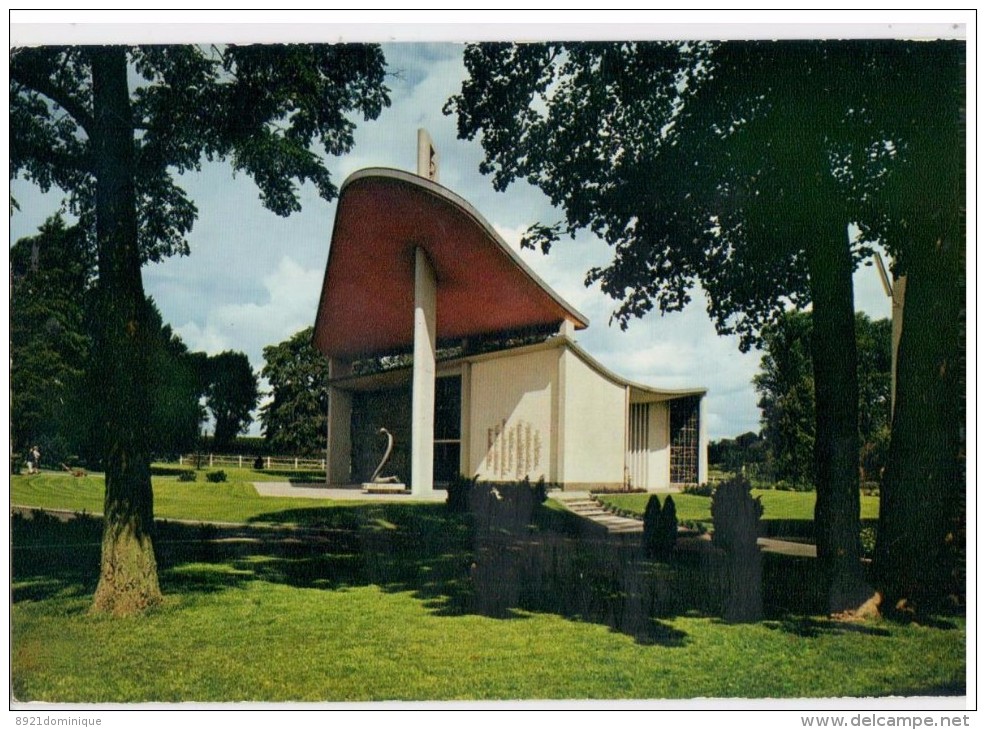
[
  {"left": 591, "top": 485, "right": 647, "bottom": 494},
  {"left": 683, "top": 482, "right": 716, "bottom": 497},
  {"left": 710, "top": 473, "right": 763, "bottom": 622},
  {"left": 658, "top": 495, "right": 678, "bottom": 561},
  {"left": 532, "top": 476, "right": 548, "bottom": 504},
  {"left": 643, "top": 495, "right": 678, "bottom": 562},
  {"left": 642, "top": 494, "right": 662, "bottom": 559},
  {"left": 176, "top": 469, "right": 197, "bottom": 482},
  {"left": 446, "top": 474, "right": 477, "bottom": 513},
  {"left": 451, "top": 476, "right": 550, "bottom": 514},
  {"left": 680, "top": 519, "right": 708, "bottom": 535},
  {"left": 205, "top": 470, "right": 227, "bottom": 483},
  {"left": 860, "top": 525, "right": 877, "bottom": 559},
  {"left": 773, "top": 478, "right": 814, "bottom": 492}
]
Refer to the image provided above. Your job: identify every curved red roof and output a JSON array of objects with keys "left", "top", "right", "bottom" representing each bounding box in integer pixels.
[{"left": 313, "top": 168, "right": 588, "bottom": 359}]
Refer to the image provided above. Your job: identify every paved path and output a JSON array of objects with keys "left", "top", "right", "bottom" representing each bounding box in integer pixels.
[
  {"left": 252, "top": 482, "right": 448, "bottom": 503},
  {"left": 551, "top": 491, "right": 817, "bottom": 557}
]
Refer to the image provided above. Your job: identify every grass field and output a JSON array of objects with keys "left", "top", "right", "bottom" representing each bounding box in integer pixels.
[
  {"left": 13, "top": 469, "right": 346, "bottom": 525},
  {"left": 596, "top": 489, "right": 880, "bottom": 524},
  {"left": 10, "top": 472, "right": 966, "bottom": 702}
]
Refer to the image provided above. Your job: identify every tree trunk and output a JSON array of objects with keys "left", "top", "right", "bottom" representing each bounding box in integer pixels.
[
  {"left": 871, "top": 42, "right": 965, "bottom": 618},
  {"left": 875, "top": 223, "right": 964, "bottom": 617},
  {"left": 89, "top": 47, "right": 162, "bottom": 615},
  {"left": 806, "top": 230, "right": 874, "bottom": 615}
]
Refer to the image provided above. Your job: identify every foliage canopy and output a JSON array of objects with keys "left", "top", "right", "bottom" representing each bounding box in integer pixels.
[
  {"left": 10, "top": 43, "right": 391, "bottom": 614},
  {"left": 260, "top": 327, "right": 332, "bottom": 456}
]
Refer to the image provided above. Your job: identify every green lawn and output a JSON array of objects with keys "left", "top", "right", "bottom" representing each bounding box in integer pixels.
[
  {"left": 13, "top": 470, "right": 348, "bottom": 525},
  {"left": 597, "top": 489, "right": 880, "bottom": 523},
  {"left": 10, "top": 473, "right": 965, "bottom": 702}
]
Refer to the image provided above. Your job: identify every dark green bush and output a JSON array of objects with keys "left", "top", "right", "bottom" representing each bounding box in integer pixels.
[
  {"left": 642, "top": 494, "right": 662, "bottom": 559},
  {"left": 450, "top": 475, "right": 550, "bottom": 514},
  {"left": 205, "top": 470, "right": 227, "bottom": 483},
  {"left": 773, "top": 478, "right": 814, "bottom": 492},
  {"left": 176, "top": 469, "right": 197, "bottom": 482},
  {"left": 680, "top": 519, "right": 708, "bottom": 535},
  {"left": 683, "top": 482, "right": 716, "bottom": 497},
  {"left": 446, "top": 474, "right": 477, "bottom": 513},
  {"left": 658, "top": 495, "right": 678, "bottom": 561},
  {"left": 644, "top": 495, "right": 679, "bottom": 562},
  {"left": 711, "top": 473, "right": 764, "bottom": 622},
  {"left": 590, "top": 485, "right": 647, "bottom": 494},
  {"left": 532, "top": 476, "right": 548, "bottom": 504},
  {"left": 860, "top": 525, "right": 877, "bottom": 559}
]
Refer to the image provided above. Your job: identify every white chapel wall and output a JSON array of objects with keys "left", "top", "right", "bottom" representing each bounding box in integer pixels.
[
  {"left": 559, "top": 348, "right": 626, "bottom": 489},
  {"left": 467, "top": 347, "right": 558, "bottom": 482}
]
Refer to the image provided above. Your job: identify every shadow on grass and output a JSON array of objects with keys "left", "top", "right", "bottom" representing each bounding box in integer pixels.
[
  {"left": 888, "top": 680, "right": 965, "bottom": 697},
  {"left": 9, "top": 496, "right": 939, "bottom": 652},
  {"left": 11, "top": 511, "right": 103, "bottom": 602},
  {"left": 767, "top": 616, "right": 893, "bottom": 638},
  {"left": 758, "top": 517, "right": 879, "bottom": 542}
]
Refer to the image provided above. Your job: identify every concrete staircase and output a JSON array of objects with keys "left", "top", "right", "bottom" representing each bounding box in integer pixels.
[
  {"left": 551, "top": 491, "right": 817, "bottom": 556},
  {"left": 552, "top": 492, "right": 644, "bottom": 534}
]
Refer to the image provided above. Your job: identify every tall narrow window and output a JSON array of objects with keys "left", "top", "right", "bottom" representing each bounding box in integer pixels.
[
  {"left": 433, "top": 375, "right": 462, "bottom": 485},
  {"left": 670, "top": 396, "right": 700, "bottom": 484},
  {"left": 628, "top": 402, "right": 650, "bottom": 489}
]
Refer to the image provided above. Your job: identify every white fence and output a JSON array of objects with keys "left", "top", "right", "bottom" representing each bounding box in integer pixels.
[{"left": 178, "top": 454, "right": 326, "bottom": 471}]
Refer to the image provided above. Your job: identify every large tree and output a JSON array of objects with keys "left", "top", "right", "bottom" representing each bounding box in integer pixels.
[
  {"left": 445, "top": 41, "right": 868, "bottom": 612},
  {"left": 10, "top": 44, "right": 390, "bottom": 614},
  {"left": 754, "top": 311, "right": 816, "bottom": 488},
  {"left": 204, "top": 351, "right": 259, "bottom": 451},
  {"left": 11, "top": 219, "right": 209, "bottom": 465},
  {"left": 259, "top": 327, "right": 332, "bottom": 456},
  {"left": 10, "top": 217, "right": 93, "bottom": 464},
  {"left": 861, "top": 43, "right": 965, "bottom": 615},
  {"left": 145, "top": 302, "right": 208, "bottom": 458},
  {"left": 446, "top": 40, "right": 933, "bottom": 613}
]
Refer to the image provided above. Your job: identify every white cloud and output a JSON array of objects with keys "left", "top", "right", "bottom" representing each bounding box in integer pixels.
[{"left": 175, "top": 256, "right": 322, "bottom": 368}]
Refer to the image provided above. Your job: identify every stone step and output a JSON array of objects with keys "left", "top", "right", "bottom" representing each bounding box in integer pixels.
[{"left": 555, "top": 496, "right": 647, "bottom": 535}]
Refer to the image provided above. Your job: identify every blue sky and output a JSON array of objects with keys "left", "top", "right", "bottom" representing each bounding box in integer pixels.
[{"left": 11, "top": 21, "right": 952, "bottom": 441}]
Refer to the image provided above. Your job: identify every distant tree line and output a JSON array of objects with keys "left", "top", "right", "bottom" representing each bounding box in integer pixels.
[
  {"left": 752, "top": 311, "right": 891, "bottom": 488},
  {"left": 709, "top": 311, "right": 890, "bottom": 488},
  {"left": 10, "top": 217, "right": 259, "bottom": 467}
]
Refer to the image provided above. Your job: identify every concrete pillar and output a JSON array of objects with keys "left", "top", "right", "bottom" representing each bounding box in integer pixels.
[
  {"left": 411, "top": 246, "right": 437, "bottom": 494},
  {"left": 326, "top": 358, "right": 353, "bottom": 485},
  {"left": 698, "top": 396, "right": 709, "bottom": 485},
  {"left": 553, "top": 347, "right": 568, "bottom": 487},
  {"left": 459, "top": 363, "right": 471, "bottom": 477}
]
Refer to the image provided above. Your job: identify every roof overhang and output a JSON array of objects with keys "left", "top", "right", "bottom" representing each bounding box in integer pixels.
[
  {"left": 313, "top": 168, "right": 588, "bottom": 360},
  {"left": 328, "top": 335, "right": 707, "bottom": 404}
]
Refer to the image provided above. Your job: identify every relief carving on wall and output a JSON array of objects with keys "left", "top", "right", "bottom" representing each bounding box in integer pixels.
[{"left": 485, "top": 419, "right": 542, "bottom": 479}]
